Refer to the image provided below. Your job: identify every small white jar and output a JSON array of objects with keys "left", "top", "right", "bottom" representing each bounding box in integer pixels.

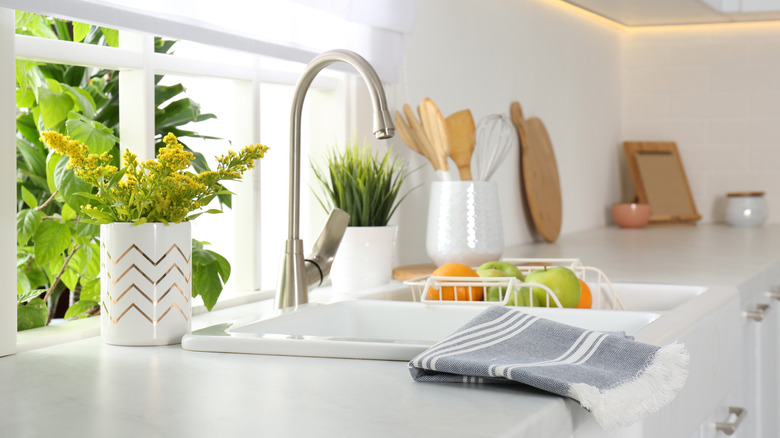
[{"left": 725, "top": 192, "right": 767, "bottom": 228}]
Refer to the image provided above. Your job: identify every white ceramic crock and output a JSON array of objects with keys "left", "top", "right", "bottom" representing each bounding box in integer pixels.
[
  {"left": 100, "top": 222, "right": 192, "bottom": 345},
  {"left": 725, "top": 192, "right": 767, "bottom": 228},
  {"left": 426, "top": 181, "right": 503, "bottom": 267}
]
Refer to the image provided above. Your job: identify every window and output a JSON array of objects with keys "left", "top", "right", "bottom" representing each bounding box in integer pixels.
[
  {"left": 2, "top": 9, "right": 357, "bottom": 352},
  {"left": 2, "top": 1, "right": 414, "bottom": 353}
]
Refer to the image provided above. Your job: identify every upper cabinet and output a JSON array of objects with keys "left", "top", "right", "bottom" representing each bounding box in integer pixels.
[{"left": 562, "top": 0, "right": 780, "bottom": 26}]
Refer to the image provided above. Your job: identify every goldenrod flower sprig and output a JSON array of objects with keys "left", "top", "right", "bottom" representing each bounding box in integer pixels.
[{"left": 40, "top": 131, "right": 269, "bottom": 225}]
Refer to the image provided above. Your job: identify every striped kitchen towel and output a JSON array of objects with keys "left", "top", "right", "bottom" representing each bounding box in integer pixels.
[{"left": 408, "top": 306, "right": 689, "bottom": 431}]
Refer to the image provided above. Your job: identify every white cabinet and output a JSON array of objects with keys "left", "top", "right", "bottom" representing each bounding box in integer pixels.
[
  {"left": 737, "top": 288, "right": 779, "bottom": 438},
  {"left": 698, "top": 391, "right": 744, "bottom": 438},
  {"left": 773, "top": 292, "right": 780, "bottom": 438}
]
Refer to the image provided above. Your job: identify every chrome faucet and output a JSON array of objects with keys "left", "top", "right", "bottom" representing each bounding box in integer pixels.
[{"left": 275, "top": 49, "right": 395, "bottom": 309}]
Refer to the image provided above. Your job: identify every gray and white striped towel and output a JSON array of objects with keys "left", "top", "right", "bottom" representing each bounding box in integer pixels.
[{"left": 408, "top": 306, "right": 689, "bottom": 431}]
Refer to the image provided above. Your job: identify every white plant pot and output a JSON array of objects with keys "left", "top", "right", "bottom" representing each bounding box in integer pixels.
[
  {"left": 100, "top": 222, "right": 192, "bottom": 346},
  {"left": 330, "top": 225, "right": 398, "bottom": 294},
  {"left": 426, "top": 181, "right": 503, "bottom": 267}
]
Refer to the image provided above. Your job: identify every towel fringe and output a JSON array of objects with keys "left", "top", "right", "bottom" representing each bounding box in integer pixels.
[{"left": 568, "top": 341, "right": 690, "bottom": 431}]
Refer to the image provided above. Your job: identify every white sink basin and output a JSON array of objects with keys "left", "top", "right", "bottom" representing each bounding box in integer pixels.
[{"left": 182, "top": 300, "right": 660, "bottom": 361}]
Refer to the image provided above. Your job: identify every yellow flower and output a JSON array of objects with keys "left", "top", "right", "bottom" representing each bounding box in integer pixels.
[{"left": 39, "top": 130, "right": 270, "bottom": 224}]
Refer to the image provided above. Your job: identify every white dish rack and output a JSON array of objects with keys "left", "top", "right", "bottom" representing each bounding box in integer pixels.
[{"left": 403, "top": 258, "right": 626, "bottom": 310}]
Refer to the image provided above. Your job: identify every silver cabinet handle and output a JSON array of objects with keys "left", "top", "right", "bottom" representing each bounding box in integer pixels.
[
  {"left": 715, "top": 406, "right": 746, "bottom": 435},
  {"left": 744, "top": 303, "right": 769, "bottom": 321},
  {"left": 768, "top": 292, "right": 780, "bottom": 300}
]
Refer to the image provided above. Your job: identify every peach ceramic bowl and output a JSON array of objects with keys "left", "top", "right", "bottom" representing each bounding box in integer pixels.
[{"left": 611, "top": 203, "right": 651, "bottom": 228}]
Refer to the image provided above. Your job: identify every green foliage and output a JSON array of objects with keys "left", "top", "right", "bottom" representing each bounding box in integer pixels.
[
  {"left": 192, "top": 240, "right": 231, "bottom": 311},
  {"left": 312, "top": 138, "right": 413, "bottom": 227},
  {"left": 14, "top": 13, "right": 234, "bottom": 331},
  {"left": 17, "top": 298, "right": 49, "bottom": 331}
]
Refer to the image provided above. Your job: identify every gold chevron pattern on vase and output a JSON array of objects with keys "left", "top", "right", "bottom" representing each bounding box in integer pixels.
[
  {"left": 103, "top": 262, "right": 191, "bottom": 285},
  {"left": 104, "top": 243, "right": 191, "bottom": 266},
  {"left": 101, "top": 301, "right": 189, "bottom": 324},
  {"left": 102, "top": 241, "right": 191, "bottom": 326},
  {"left": 105, "top": 282, "right": 189, "bottom": 305}
]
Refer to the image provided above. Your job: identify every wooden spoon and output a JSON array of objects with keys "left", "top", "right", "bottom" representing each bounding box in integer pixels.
[
  {"left": 419, "top": 98, "right": 450, "bottom": 173},
  {"left": 446, "top": 109, "right": 475, "bottom": 181},
  {"left": 394, "top": 111, "right": 421, "bottom": 154},
  {"left": 403, "top": 104, "right": 439, "bottom": 171},
  {"left": 395, "top": 110, "right": 439, "bottom": 169}
]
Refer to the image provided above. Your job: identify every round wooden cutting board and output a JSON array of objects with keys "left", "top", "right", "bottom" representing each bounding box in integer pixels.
[{"left": 510, "top": 102, "right": 562, "bottom": 243}]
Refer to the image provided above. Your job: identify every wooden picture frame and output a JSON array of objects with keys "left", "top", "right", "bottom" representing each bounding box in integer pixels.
[{"left": 623, "top": 141, "right": 701, "bottom": 224}]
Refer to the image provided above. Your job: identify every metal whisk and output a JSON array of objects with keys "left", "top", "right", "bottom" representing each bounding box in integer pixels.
[{"left": 473, "top": 114, "right": 517, "bottom": 181}]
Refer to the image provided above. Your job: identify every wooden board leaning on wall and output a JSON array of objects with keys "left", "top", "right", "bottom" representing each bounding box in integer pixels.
[{"left": 623, "top": 141, "right": 701, "bottom": 224}]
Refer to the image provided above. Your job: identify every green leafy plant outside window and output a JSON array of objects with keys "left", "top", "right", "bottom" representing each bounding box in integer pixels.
[{"left": 15, "top": 13, "right": 244, "bottom": 330}]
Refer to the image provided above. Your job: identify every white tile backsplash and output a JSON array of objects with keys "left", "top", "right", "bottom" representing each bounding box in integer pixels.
[
  {"left": 748, "top": 40, "right": 780, "bottom": 64},
  {"left": 749, "top": 92, "right": 780, "bottom": 117},
  {"left": 708, "top": 119, "right": 780, "bottom": 143},
  {"left": 626, "top": 66, "right": 709, "bottom": 93},
  {"left": 624, "top": 26, "right": 780, "bottom": 224},
  {"left": 748, "top": 145, "right": 780, "bottom": 170},
  {"left": 668, "top": 93, "right": 749, "bottom": 119},
  {"left": 668, "top": 41, "right": 749, "bottom": 67},
  {"left": 625, "top": 94, "right": 669, "bottom": 119},
  {"left": 708, "top": 66, "right": 780, "bottom": 92}
]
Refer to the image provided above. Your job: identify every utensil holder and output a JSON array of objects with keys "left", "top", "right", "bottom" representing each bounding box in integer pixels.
[{"left": 426, "top": 181, "right": 503, "bottom": 267}]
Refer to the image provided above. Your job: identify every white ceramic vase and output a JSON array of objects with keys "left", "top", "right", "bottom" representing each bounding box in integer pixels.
[
  {"left": 426, "top": 181, "right": 503, "bottom": 267},
  {"left": 330, "top": 225, "right": 398, "bottom": 294},
  {"left": 100, "top": 222, "right": 192, "bottom": 346}
]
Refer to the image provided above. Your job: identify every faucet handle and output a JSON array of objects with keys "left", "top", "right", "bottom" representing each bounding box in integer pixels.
[{"left": 304, "top": 208, "right": 351, "bottom": 287}]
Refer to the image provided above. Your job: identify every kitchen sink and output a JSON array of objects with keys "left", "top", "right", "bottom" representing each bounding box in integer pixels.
[{"left": 182, "top": 299, "right": 660, "bottom": 361}]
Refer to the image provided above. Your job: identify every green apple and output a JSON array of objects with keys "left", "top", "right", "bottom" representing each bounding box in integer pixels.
[
  {"left": 478, "top": 267, "right": 540, "bottom": 306},
  {"left": 478, "top": 268, "right": 510, "bottom": 301},
  {"left": 477, "top": 261, "right": 525, "bottom": 281},
  {"left": 505, "top": 287, "right": 541, "bottom": 307},
  {"left": 523, "top": 266, "right": 581, "bottom": 308}
]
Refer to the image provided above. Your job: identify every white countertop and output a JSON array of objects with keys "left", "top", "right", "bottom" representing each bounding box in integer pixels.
[{"left": 2, "top": 224, "right": 779, "bottom": 438}]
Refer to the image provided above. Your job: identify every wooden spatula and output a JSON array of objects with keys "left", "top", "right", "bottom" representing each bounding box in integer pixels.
[
  {"left": 419, "top": 98, "right": 450, "bottom": 173},
  {"left": 446, "top": 109, "right": 475, "bottom": 181},
  {"left": 394, "top": 111, "right": 421, "bottom": 155},
  {"left": 402, "top": 104, "right": 438, "bottom": 169}
]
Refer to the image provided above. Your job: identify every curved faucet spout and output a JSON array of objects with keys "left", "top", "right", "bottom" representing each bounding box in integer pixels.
[{"left": 275, "top": 49, "right": 396, "bottom": 310}]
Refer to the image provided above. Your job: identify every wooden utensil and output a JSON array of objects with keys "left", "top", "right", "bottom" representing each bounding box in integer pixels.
[
  {"left": 392, "top": 263, "right": 437, "bottom": 281},
  {"left": 419, "top": 98, "right": 450, "bottom": 173},
  {"left": 394, "top": 111, "right": 422, "bottom": 155},
  {"left": 511, "top": 101, "right": 562, "bottom": 243},
  {"left": 446, "top": 109, "right": 475, "bottom": 181},
  {"left": 403, "top": 104, "right": 439, "bottom": 171}
]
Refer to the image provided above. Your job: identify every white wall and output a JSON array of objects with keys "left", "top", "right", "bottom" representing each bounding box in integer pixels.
[
  {"left": 623, "top": 23, "right": 780, "bottom": 223},
  {"left": 357, "top": 0, "right": 625, "bottom": 266}
]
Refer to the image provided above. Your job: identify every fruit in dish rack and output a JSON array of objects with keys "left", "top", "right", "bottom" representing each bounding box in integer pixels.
[
  {"left": 523, "top": 266, "right": 581, "bottom": 308},
  {"left": 427, "top": 263, "right": 484, "bottom": 301}
]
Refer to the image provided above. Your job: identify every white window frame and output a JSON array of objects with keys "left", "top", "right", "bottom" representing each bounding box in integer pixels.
[{"left": 1, "top": 6, "right": 343, "bottom": 354}]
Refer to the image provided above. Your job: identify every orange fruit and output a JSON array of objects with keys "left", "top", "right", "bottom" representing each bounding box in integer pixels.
[
  {"left": 577, "top": 279, "right": 592, "bottom": 309},
  {"left": 427, "top": 263, "right": 484, "bottom": 301}
]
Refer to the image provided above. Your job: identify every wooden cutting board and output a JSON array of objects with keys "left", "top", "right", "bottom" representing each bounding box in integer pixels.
[
  {"left": 510, "top": 102, "right": 562, "bottom": 242},
  {"left": 392, "top": 264, "right": 436, "bottom": 281}
]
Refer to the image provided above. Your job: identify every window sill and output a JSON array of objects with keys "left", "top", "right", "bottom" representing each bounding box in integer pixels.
[{"left": 15, "top": 288, "right": 274, "bottom": 353}]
